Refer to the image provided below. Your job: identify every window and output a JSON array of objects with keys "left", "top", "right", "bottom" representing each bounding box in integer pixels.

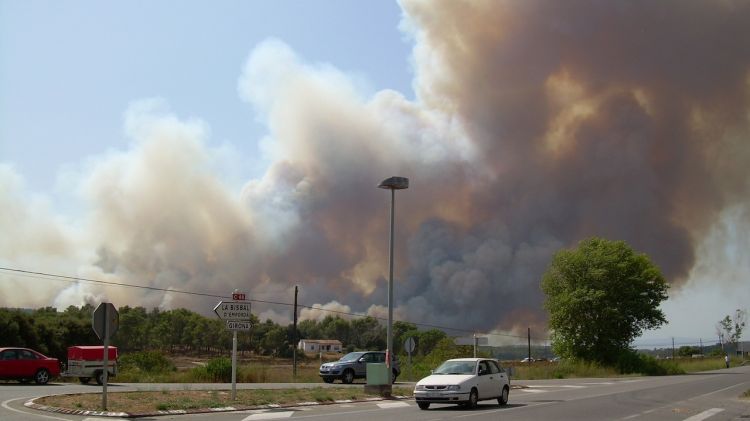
[
  {"left": 478, "top": 361, "right": 490, "bottom": 375},
  {"left": 1, "top": 350, "right": 17, "bottom": 360},
  {"left": 487, "top": 360, "right": 501, "bottom": 374},
  {"left": 19, "top": 350, "right": 37, "bottom": 360}
]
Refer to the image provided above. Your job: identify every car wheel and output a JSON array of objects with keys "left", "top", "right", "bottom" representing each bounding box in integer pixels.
[
  {"left": 34, "top": 369, "right": 50, "bottom": 385},
  {"left": 498, "top": 386, "right": 509, "bottom": 406},
  {"left": 466, "top": 388, "right": 478, "bottom": 409},
  {"left": 418, "top": 402, "right": 430, "bottom": 410},
  {"left": 322, "top": 377, "right": 334, "bottom": 383},
  {"left": 342, "top": 369, "right": 355, "bottom": 384},
  {"left": 95, "top": 371, "right": 104, "bottom": 385},
  {"left": 79, "top": 377, "right": 91, "bottom": 384}
]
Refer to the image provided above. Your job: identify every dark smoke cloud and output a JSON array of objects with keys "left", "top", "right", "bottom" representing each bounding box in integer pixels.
[{"left": 2, "top": 1, "right": 749, "bottom": 338}]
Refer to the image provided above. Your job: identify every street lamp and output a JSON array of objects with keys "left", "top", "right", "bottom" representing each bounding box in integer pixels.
[{"left": 378, "top": 176, "right": 409, "bottom": 376}]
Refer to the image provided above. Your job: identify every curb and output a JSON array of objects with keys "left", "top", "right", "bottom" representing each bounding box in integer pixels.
[{"left": 25, "top": 393, "right": 414, "bottom": 418}]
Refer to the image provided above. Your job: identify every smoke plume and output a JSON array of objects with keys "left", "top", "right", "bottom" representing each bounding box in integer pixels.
[{"left": 2, "top": 0, "right": 750, "bottom": 337}]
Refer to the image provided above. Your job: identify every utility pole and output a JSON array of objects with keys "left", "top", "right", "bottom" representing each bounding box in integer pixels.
[
  {"left": 671, "top": 337, "right": 675, "bottom": 359},
  {"left": 528, "top": 327, "right": 531, "bottom": 364},
  {"left": 293, "top": 285, "right": 298, "bottom": 380},
  {"left": 700, "top": 338, "right": 703, "bottom": 355}
]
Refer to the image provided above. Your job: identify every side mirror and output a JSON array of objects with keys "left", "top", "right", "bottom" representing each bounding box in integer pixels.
[{"left": 358, "top": 357, "right": 366, "bottom": 363}]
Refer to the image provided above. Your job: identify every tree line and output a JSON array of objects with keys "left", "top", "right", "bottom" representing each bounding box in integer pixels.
[{"left": 0, "top": 305, "right": 448, "bottom": 361}]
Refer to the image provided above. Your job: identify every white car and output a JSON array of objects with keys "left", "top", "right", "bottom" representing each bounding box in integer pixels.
[{"left": 413, "top": 358, "right": 510, "bottom": 410}]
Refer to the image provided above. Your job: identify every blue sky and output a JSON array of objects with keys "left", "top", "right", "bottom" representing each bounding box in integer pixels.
[
  {"left": 1, "top": 1, "right": 749, "bottom": 350},
  {"left": 1, "top": 0, "right": 412, "bottom": 191}
]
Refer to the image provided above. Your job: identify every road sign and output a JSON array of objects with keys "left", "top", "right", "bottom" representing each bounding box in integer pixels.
[
  {"left": 404, "top": 336, "right": 416, "bottom": 353},
  {"left": 227, "top": 320, "right": 251, "bottom": 331},
  {"left": 92, "top": 303, "right": 119, "bottom": 340},
  {"left": 232, "top": 292, "right": 246, "bottom": 300},
  {"left": 214, "top": 301, "right": 251, "bottom": 320}
]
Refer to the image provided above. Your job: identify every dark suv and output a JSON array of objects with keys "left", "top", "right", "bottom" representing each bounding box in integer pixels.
[{"left": 319, "top": 351, "right": 400, "bottom": 384}]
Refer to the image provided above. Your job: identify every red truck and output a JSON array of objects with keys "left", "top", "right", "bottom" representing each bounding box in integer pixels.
[{"left": 61, "top": 346, "right": 118, "bottom": 385}]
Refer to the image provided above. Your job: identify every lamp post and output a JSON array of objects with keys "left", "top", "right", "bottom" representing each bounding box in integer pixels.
[{"left": 378, "top": 176, "right": 409, "bottom": 378}]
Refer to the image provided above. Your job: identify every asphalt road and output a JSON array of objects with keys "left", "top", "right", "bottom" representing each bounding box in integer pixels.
[{"left": 2, "top": 366, "right": 749, "bottom": 421}]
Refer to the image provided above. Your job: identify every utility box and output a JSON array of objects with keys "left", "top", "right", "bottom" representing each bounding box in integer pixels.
[
  {"left": 366, "top": 363, "right": 389, "bottom": 385},
  {"left": 365, "top": 363, "right": 392, "bottom": 397}
]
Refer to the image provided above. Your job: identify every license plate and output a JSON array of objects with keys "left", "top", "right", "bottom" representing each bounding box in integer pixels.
[{"left": 426, "top": 392, "right": 442, "bottom": 398}]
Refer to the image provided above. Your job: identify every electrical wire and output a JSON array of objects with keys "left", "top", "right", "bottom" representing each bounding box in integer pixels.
[{"left": 0, "top": 266, "right": 542, "bottom": 340}]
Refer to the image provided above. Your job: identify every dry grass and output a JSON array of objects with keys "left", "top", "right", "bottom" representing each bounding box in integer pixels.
[{"left": 36, "top": 387, "right": 414, "bottom": 414}]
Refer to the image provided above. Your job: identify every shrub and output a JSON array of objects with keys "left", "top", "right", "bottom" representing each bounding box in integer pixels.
[
  {"left": 119, "top": 351, "right": 175, "bottom": 373},
  {"left": 616, "top": 350, "right": 684, "bottom": 376},
  {"left": 203, "top": 357, "right": 232, "bottom": 382}
]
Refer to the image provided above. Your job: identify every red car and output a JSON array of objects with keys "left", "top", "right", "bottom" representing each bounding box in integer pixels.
[{"left": 0, "top": 347, "right": 60, "bottom": 384}]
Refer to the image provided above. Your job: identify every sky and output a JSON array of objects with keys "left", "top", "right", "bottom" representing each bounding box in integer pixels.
[{"left": 2, "top": 0, "right": 750, "bottom": 349}]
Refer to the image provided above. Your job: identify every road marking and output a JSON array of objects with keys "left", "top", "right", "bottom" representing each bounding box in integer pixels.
[
  {"left": 243, "top": 411, "right": 294, "bottom": 420},
  {"left": 377, "top": 401, "right": 410, "bottom": 408},
  {"left": 2, "top": 397, "right": 71, "bottom": 421},
  {"left": 519, "top": 388, "right": 547, "bottom": 393},
  {"left": 527, "top": 385, "right": 586, "bottom": 388},
  {"left": 83, "top": 418, "right": 128, "bottom": 421},
  {"left": 683, "top": 408, "right": 725, "bottom": 421},
  {"left": 581, "top": 382, "right": 614, "bottom": 385}
]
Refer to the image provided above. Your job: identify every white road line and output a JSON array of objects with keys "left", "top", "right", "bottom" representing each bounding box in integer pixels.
[
  {"left": 2, "top": 397, "right": 71, "bottom": 421},
  {"left": 527, "top": 385, "right": 586, "bottom": 388},
  {"left": 519, "top": 389, "right": 547, "bottom": 393},
  {"left": 83, "top": 418, "right": 128, "bottom": 421},
  {"left": 242, "top": 411, "right": 295, "bottom": 420},
  {"left": 376, "top": 401, "right": 410, "bottom": 409},
  {"left": 683, "top": 408, "right": 725, "bottom": 421},
  {"left": 581, "top": 382, "right": 614, "bottom": 385}
]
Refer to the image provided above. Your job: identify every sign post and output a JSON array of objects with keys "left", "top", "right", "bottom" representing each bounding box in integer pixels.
[
  {"left": 404, "top": 336, "right": 416, "bottom": 365},
  {"left": 214, "top": 290, "right": 250, "bottom": 401},
  {"left": 92, "top": 302, "right": 118, "bottom": 411}
]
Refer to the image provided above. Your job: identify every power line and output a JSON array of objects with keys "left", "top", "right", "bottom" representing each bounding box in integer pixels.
[{"left": 0, "top": 266, "right": 539, "bottom": 341}]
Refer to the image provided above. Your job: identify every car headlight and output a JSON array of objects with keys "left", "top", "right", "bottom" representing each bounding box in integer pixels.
[
  {"left": 446, "top": 385, "right": 461, "bottom": 391},
  {"left": 415, "top": 385, "right": 426, "bottom": 391}
]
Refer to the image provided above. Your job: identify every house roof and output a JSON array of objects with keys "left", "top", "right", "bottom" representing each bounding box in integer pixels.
[{"left": 300, "top": 339, "right": 342, "bottom": 345}]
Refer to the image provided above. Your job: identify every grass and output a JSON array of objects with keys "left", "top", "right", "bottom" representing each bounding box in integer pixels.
[
  {"left": 742, "top": 389, "right": 750, "bottom": 399},
  {"left": 73, "top": 353, "right": 746, "bottom": 384},
  {"left": 36, "top": 387, "right": 415, "bottom": 413}
]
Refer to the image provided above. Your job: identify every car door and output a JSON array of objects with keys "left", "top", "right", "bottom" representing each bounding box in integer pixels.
[
  {"left": 476, "top": 360, "right": 495, "bottom": 399},
  {"left": 488, "top": 360, "right": 508, "bottom": 395},
  {"left": 18, "top": 349, "right": 38, "bottom": 377},
  {"left": 477, "top": 360, "right": 504, "bottom": 399},
  {"left": 357, "top": 353, "right": 376, "bottom": 377},
  {"left": 0, "top": 349, "right": 20, "bottom": 377}
]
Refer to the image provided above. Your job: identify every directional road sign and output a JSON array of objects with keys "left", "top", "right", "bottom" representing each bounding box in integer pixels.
[
  {"left": 226, "top": 320, "right": 252, "bottom": 331},
  {"left": 214, "top": 301, "right": 251, "bottom": 320}
]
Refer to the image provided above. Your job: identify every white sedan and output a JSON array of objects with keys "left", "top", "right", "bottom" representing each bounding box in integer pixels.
[{"left": 414, "top": 358, "right": 510, "bottom": 410}]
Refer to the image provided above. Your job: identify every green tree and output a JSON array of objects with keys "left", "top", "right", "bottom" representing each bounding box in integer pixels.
[
  {"left": 716, "top": 309, "right": 746, "bottom": 351},
  {"left": 417, "top": 329, "right": 448, "bottom": 356},
  {"left": 677, "top": 346, "right": 701, "bottom": 357},
  {"left": 541, "top": 237, "right": 668, "bottom": 364}
]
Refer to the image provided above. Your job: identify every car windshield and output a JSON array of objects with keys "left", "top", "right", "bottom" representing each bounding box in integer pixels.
[
  {"left": 338, "top": 352, "right": 366, "bottom": 362},
  {"left": 433, "top": 361, "right": 476, "bottom": 375}
]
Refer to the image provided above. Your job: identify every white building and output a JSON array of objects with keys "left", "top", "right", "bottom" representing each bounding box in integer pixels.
[{"left": 298, "top": 339, "right": 343, "bottom": 353}]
